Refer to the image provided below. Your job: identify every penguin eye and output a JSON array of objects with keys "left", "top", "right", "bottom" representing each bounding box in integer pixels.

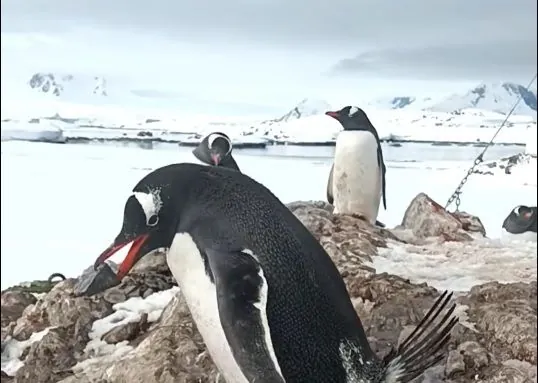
[{"left": 147, "top": 214, "right": 159, "bottom": 227}]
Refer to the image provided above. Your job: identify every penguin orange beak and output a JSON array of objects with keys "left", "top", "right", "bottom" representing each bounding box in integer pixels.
[
  {"left": 94, "top": 234, "right": 150, "bottom": 280},
  {"left": 325, "top": 111, "right": 340, "bottom": 119}
]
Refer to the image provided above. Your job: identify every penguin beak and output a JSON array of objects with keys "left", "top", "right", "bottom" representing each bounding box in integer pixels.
[
  {"left": 210, "top": 153, "right": 221, "bottom": 166},
  {"left": 325, "top": 111, "right": 340, "bottom": 119},
  {"left": 94, "top": 234, "right": 150, "bottom": 280}
]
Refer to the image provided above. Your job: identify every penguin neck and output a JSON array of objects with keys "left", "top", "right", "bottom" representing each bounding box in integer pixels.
[{"left": 220, "top": 155, "right": 241, "bottom": 172}]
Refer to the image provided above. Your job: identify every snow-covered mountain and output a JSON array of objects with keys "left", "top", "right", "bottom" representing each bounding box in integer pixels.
[
  {"left": 369, "top": 82, "right": 537, "bottom": 117},
  {"left": 266, "top": 98, "right": 332, "bottom": 124},
  {"left": 429, "top": 83, "right": 537, "bottom": 116},
  {"left": 28, "top": 73, "right": 108, "bottom": 97}
]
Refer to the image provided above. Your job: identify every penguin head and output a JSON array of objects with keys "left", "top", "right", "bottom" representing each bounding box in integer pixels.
[
  {"left": 325, "top": 106, "right": 373, "bottom": 131},
  {"left": 94, "top": 171, "right": 181, "bottom": 280},
  {"left": 193, "top": 132, "right": 232, "bottom": 166},
  {"left": 502, "top": 205, "right": 537, "bottom": 234}
]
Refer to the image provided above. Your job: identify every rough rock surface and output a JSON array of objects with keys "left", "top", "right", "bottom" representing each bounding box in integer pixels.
[
  {"left": 398, "top": 193, "right": 487, "bottom": 242},
  {"left": 1, "top": 194, "right": 536, "bottom": 383}
]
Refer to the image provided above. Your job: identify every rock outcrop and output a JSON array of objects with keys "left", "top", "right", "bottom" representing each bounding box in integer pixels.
[{"left": 1, "top": 193, "right": 536, "bottom": 383}]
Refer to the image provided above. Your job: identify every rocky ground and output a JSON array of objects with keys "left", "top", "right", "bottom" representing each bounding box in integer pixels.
[
  {"left": 473, "top": 153, "right": 536, "bottom": 178},
  {"left": 1, "top": 193, "right": 536, "bottom": 383}
]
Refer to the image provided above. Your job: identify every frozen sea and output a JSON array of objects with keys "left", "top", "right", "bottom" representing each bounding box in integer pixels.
[{"left": 1, "top": 140, "right": 536, "bottom": 290}]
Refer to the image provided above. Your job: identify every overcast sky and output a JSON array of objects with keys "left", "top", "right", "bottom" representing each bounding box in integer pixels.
[{"left": 1, "top": 0, "right": 536, "bottom": 112}]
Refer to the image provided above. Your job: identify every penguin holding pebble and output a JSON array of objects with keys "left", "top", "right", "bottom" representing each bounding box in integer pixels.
[
  {"left": 94, "top": 163, "right": 457, "bottom": 383},
  {"left": 192, "top": 132, "right": 240, "bottom": 171},
  {"left": 326, "top": 106, "right": 387, "bottom": 225}
]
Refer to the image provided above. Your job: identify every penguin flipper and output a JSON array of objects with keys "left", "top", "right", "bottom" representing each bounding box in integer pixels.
[
  {"left": 327, "top": 163, "right": 334, "bottom": 205},
  {"left": 377, "top": 147, "right": 387, "bottom": 210},
  {"left": 205, "top": 248, "right": 286, "bottom": 383}
]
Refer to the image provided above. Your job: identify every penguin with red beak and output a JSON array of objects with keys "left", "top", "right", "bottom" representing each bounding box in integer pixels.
[
  {"left": 192, "top": 132, "right": 240, "bottom": 171},
  {"left": 93, "top": 162, "right": 457, "bottom": 383}
]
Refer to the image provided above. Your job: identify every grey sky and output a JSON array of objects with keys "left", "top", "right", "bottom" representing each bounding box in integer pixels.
[{"left": 1, "top": 0, "right": 536, "bottom": 108}]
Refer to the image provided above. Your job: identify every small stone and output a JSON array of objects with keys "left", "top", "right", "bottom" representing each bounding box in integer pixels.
[{"left": 74, "top": 262, "right": 121, "bottom": 297}]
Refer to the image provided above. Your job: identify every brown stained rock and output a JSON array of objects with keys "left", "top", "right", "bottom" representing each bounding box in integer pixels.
[
  {"left": 12, "top": 279, "right": 113, "bottom": 342},
  {"left": 14, "top": 326, "right": 77, "bottom": 383},
  {"left": 458, "top": 281, "right": 538, "bottom": 365},
  {"left": 291, "top": 201, "right": 394, "bottom": 282},
  {"left": 62, "top": 293, "right": 220, "bottom": 383},
  {"left": 453, "top": 211, "right": 487, "bottom": 237},
  {"left": 111, "top": 252, "right": 177, "bottom": 300},
  {"left": 400, "top": 192, "right": 486, "bottom": 242},
  {"left": 1, "top": 292, "right": 37, "bottom": 328}
]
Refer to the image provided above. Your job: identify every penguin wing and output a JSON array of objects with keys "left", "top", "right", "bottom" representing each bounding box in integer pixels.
[
  {"left": 377, "top": 146, "right": 387, "bottom": 210},
  {"left": 205, "top": 248, "right": 286, "bottom": 383},
  {"left": 326, "top": 163, "right": 334, "bottom": 205}
]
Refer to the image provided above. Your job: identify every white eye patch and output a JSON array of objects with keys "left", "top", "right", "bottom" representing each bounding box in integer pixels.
[
  {"left": 207, "top": 133, "right": 230, "bottom": 148},
  {"left": 134, "top": 190, "right": 162, "bottom": 225},
  {"left": 348, "top": 106, "right": 359, "bottom": 117}
]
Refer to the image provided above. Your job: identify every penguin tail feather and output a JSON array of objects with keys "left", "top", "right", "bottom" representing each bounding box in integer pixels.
[{"left": 381, "top": 291, "right": 458, "bottom": 383}]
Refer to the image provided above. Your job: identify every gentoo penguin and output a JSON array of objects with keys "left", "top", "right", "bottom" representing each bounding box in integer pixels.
[
  {"left": 94, "top": 163, "right": 457, "bottom": 383},
  {"left": 501, "top": 205, "right": 537, "bottom": 242},
  {"left": 326, "top": 106, "right": 387, "bottom": 225},
  {"left": 192, "top": 132, "right": 240, "bottom": 171}
]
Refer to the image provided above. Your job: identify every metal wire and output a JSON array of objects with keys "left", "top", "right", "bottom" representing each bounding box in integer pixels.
[{"left": 444, "top": 73, "right": 538, "bottom": 211}]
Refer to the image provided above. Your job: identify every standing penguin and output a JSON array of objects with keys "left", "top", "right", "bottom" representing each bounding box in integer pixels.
[
  {"left": 192, "top": 132, "right": 241, "bottom": 171},
  {"left": 501, "top": 205, "right": 537, "bottom": 242},
  {"left": 94, "top": 163, "right": 457, "bottom": 383},
  {"left": 326, "top": 106, "right": 387, "bottom": 225}
]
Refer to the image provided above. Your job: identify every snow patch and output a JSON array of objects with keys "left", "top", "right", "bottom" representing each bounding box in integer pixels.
[
  {"left": 373, "top": 238, "right": 537, "bottom": 292},
  {"left": 80, "top": 287, "right": 179, "bottom": 365},
  {"left": 1, "top": 328, "right": 52, "bottom": 376}
]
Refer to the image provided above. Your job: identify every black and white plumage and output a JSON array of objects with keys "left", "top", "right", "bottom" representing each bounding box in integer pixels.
[
  {"left": 192, "top": 132, "right": 240, "bottom": 171},
  {"left": 326, "top": 106, "right": 387, "bottom": 225},
  {"left": 502, "top": 205, "right": 537, "bottom": 242},
  {"left": 94, "top": 163, "right": 457, "bottom": 383}
]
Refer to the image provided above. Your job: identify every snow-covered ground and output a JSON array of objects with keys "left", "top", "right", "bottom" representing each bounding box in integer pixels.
[{"left": 1, "top": 140, "right": 536, "bottom": 291}]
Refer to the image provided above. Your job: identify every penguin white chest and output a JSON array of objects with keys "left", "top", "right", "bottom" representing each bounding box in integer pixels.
[
  {"left": 332, "top": 131, "right": 382, "bottom": 223},
  {"left": 166, "top": 233, "right": 249, "bottom": 383}
]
